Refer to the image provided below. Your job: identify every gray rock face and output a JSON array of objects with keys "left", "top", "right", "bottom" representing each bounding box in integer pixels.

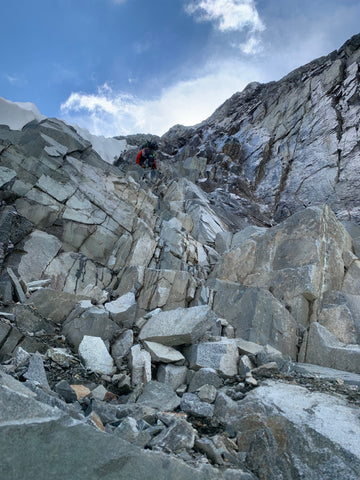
[
  {"left": 163, "top": 34, "right": 360, "bottom": 224},
  {"left": 1, "top": 33, "right": 360, "bottom": 479}
]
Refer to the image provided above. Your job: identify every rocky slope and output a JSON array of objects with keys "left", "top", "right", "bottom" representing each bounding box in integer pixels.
[
  {"left": 0, "top": 34, "right": 360, "bottom": 480},
  {"left": 162, "top": 33, "right": 360, "bottom": 224}
]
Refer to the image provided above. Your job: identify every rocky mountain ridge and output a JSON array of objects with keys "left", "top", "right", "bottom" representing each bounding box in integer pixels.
[{"left": 0, "top": 33, "right": 360, "bottom": 480}]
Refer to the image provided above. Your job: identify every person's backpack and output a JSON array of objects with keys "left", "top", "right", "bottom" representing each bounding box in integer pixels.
[
  {"left": 142, "top": 147, "right": 156, "bottom": 169},
  {"left": 142, "top": 140, "right": 158, "bottom": 151}
]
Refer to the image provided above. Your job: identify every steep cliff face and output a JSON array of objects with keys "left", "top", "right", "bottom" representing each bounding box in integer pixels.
[
  {"left": 1, "top": 35, "right": 360, "bottom": 480},
  {"left": 162, "top": 33, "right": 360, "bottom": 223}
]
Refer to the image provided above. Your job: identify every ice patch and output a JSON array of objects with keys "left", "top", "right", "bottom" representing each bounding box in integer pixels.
[{"left": 0, "top": 96, "right": 46, "bottom": 130}]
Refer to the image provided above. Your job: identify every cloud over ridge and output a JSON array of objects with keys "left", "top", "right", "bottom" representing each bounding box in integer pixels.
[{"left": 185, "top": 0, "right": 265, "bottom": 54}]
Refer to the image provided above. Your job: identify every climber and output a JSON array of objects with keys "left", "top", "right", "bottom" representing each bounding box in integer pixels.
[{"left": 136, "top": 141, "right": 158, "bottom": 170}]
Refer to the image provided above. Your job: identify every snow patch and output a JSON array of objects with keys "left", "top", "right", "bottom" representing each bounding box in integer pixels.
[
  {"left": 73, "top": 124, "right": 129, "bottom": 165},
  {"left": 0, "top": 97, "right": 46, "bottom": 130}
]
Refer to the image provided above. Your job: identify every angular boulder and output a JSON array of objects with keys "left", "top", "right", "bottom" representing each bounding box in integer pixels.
[
  {"left": 139, "top": 305, "right": 218, "bottom": 346},
  {"left": 300, "top": 322, "right": 360, "bottom": 373},
  {"left": 78, "top": 336, "right": 115, "bottom": 375},
  {"left": 185, "top": 339, "right": 239, "bottom": 377},
  {"left": 209, "top": 279, "right": 298, "bottom": 359}
]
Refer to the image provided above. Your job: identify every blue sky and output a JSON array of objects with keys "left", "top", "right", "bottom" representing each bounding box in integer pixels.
[{"left": 2, "top": 0, "right": 360, "bottom": 136}]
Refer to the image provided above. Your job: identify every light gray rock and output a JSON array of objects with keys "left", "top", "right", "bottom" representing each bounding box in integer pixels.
[
  {"left": 130, "top": 344, "right": 152, "bottom": 386},
  {"left": 213, "top": 206, "right": 353, "bottom": 329},
  {"left": 136, "top": 269, "right": 198, "bottom": 313},
  {"left": 6, "top": 267, "right": 26, "bottom": 303},
  {"left": 136, "top": 381, "right": 181, "bottom": 411},
  {"left": 157, "top": 364, "right": 188, "bottom": 390},
  {"left": 25, "top": 289, "right": 86, "bottom": 325},
  {"left": 0, "top": 166, "right": 17, "bottom": 187},
  {"left": 114, "top": 417, "right": 152, "bottom": 447},
  {"left": 17, "top": 230, "right": 62, "bottom": 283},
  {"left": 91, "top": 385, "right": 108, "bottom": 401},
  {"left": 78, "top": 335, "right": 116, "bottom": 375},
  {"left": 197, "top": 384, "right": 217, "bottom": 403},
  {"left": 44, "top": 252, "right": 113, "bottom": 302},
  {"left": 293, "top": 362, "right": 360, "bottom": 387},
  {"left": 139, "top": 305, "right": 218, "bottom": 346},
  {"left": 317, "top": 290, "right": 359, "bottom": 344},
  {"left": 195, "top": 437, "right": 224, "bottom": 465},
  {"left": 36, "top": 174, "right": 76, "bottom": 202},
  {"left": 185, "top": 339, "right": 239, "bottom": 377},
  {"left": 144, "top": 341, "right": 185, "bottom": 363}
]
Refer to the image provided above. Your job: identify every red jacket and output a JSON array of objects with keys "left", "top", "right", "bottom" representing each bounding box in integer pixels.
[{"left": 136, "top": 149, "right": 157, "bottom": 169}]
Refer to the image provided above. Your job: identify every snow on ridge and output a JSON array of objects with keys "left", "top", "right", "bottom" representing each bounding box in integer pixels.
[
  {"left": 74, "top": 124, "right": 129, "bottom": 165},
  {"left": 0, "top": 96, "right": 46, "bottom": 130},
  {"left": 0, "top": 96, "right": 130, "bottom": 165}
]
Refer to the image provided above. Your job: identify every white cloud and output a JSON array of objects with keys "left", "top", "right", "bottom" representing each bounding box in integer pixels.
[
  {"left": 185, "top": 0, "right": 265, "bottom": 54},
  {"left": 60, "top": 61, "right": 262, "bottom": 137},
  {"left": 4, "top": 73, "right": 27, "bottom": 86},
  {"left": 186, "top": 0, "right": 264, "bottom": 32}
]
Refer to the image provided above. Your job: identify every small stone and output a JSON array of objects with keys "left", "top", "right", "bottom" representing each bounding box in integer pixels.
[
  {"left": 238, "top": 355, "right": 255, "bottom": 379},
  {"left": 157, "top": 364, "right": 188, "bottom": 390},
  {"left": 24, "top": 352, "right": 50, "bottom": 389},
  {"left": 245, "top": 376, "right": 258, "bottom": 387},
  {"left": 46, "top": 347, "right": 74, "bottom": 367},
  {"left": 130, "top": 344, "right": 152, "bottom": 386},
  {"left": 149, "top": 417, "right": 196, "bottom": 452},
  {"left": 70, "top": 384, "right": 91, "bottom": 400},
  {"left": 176, "top": 384, "right": 188, "bottom": 395},
  {"left": 89, "top": 411, "right": 106, "bottom": 431},
  {"left": 251, "top": 362, "right": 279, "bottom": 377},
  {"left": 91, "top": 385, "right": 108, "bottom": 401},
  {"left": 55, "top": 380, "right": 77, "bottom": 403},
  {"left": 188, "top": 368, "right": 223, "bottom": 393},
  {"left": 197, "top": 384, "right": 217, "bottom": 403}
]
